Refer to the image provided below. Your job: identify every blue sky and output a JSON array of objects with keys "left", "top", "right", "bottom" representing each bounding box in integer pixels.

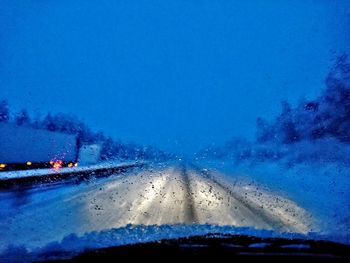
[{"left": 0, "top": 0, "right": 349, "bottom": 155}]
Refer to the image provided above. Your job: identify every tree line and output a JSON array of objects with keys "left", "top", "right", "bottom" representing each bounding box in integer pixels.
[
  {"left": 256, "top": 54, "right": 350, "bottom": 145},
  {"left": 199, "top": 54, "right": 350, "bottom": 164},
  {"left": 0, "top": 103, "right": 171, "bottom": 161}
]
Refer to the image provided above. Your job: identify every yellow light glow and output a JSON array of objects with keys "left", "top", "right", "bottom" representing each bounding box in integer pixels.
[
  {"left": 68, "top": 163, "right": 73, "bottom": 168},
  {"left": 26, "top": 161, "right": 32, "bottom": 166},
  {"left": 0, "top": 164, "right": 6, "bottom": 168},
  {"left": 53, "top": 163, "right": 61, "bottom": 169}
]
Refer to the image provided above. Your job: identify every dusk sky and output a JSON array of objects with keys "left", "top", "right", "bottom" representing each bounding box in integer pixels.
[{"left": 1, "top": 0, "right": 349, "bottom": 155}]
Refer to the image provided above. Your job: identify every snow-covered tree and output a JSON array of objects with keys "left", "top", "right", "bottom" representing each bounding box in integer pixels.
[
  {"left": 256, "top": 117, "right": 272, "bottom": 143},
  {"left": 15, "top": 109, "right": 30, "bottom": 126},
  {"left": 0, "top": 100, "right": 10, "bottom": 122},
  {"left": 41, "top": 113, "right": 57, "bottom": 131},
  {"left": 255, "top": 54, "right": 350, "bottom": 145}
]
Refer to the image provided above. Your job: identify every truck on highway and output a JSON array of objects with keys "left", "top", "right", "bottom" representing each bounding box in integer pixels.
[{"left": 0, "top": 123, "right": 80, "bottom": 171}]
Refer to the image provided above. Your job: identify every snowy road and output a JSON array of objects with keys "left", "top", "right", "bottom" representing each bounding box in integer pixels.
[{"left": 0, "top": 162, "right": 313, "bottom": 251}]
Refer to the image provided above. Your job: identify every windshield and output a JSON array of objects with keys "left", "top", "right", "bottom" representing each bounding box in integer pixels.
[{"left": 0, "top": 0, "right": 350, "bottom": 261}]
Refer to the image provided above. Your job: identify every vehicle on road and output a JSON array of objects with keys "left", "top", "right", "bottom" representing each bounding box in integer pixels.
[{"left": 0, "top": 123, "right": 79, "bottom": 171}]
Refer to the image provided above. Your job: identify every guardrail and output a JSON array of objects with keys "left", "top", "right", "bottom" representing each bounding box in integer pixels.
[{"left": 0, "top": 162, "right": 146, "bottom": 189}]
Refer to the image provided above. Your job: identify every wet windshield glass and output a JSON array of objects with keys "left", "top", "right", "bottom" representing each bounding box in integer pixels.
[{"left": 0, "top": 0, "right": 349, "bottom": 261}]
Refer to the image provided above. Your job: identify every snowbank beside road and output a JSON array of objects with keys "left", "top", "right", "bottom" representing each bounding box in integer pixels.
[
  {"left": 0, "top": 161, "right": 144, "bottom": 181},
  {"left": 197, "top": 159, "right": 350, "bottom": 243}
]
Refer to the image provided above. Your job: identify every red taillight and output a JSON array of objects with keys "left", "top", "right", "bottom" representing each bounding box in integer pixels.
[{"left": 51, "top": 160, "right": 63, "bottom": 170}]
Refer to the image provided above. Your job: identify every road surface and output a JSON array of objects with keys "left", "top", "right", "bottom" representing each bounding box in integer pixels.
[{"left": 0, "top": 162, "right": 313, "bottom": 251}]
